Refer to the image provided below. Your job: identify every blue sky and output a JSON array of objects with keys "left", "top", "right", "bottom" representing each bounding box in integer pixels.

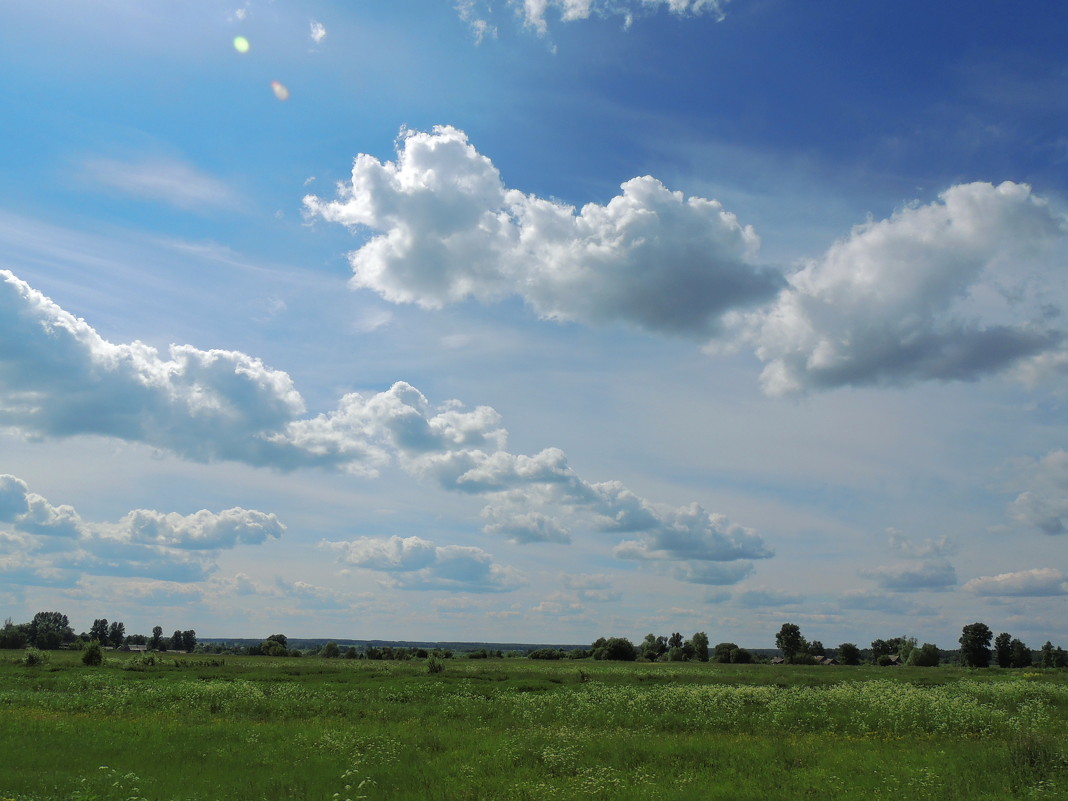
[{"left": 2, "top": 0, "right": 1067, "bottom": 649}]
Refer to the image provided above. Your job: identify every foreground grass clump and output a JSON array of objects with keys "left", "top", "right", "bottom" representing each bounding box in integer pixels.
[{"left": 0, "top": 652, "right": 1065, "bottom": 800}]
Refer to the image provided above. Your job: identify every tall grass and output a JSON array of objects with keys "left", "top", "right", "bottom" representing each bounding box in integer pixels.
[{"left": 0, "top": 652, "right": 1064, "bottom": 800}]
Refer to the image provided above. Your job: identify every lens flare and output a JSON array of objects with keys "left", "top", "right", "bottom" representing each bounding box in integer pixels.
[
  {"left": 271, "top": 81, "right": 290, "bottom": 101},
  {"left": 233, "top": 36, "right": 250, "bottom": 54}
]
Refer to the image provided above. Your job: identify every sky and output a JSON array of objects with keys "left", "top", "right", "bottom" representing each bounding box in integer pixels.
[{"left": 1, "top": 0, "right": 1066, "bottom": 649}]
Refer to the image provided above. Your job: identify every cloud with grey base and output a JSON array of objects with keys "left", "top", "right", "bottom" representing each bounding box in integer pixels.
[
  {"left": 307, "top": 128, "right": 1067, "bottom": 396},
  {"left": 0, "top": 269, "right": 771, "bottom": 582},
  {"left": 321, "top": 535, "right": 526, "bottom": 593},
  {"left": 0, "top": 473, "right": 284, "bottom": 585},
  {"left": 304, "top": 125, "right": 781, "bottom": 340},
  {"left": 963, "top": 568, "right": 1068, "bottom": 596}
]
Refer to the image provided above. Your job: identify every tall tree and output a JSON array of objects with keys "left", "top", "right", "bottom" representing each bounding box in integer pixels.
[
  {"left": 28, "top": 611, "right": 73, "bottom": 649},
  {"left": 775, "top": 623, "right": 806, "bottom": 662},
  {"left": 837, "top": 643, "right": 861, "bottom": 665},
  {"left": 90, "top": 618, "right": 109, "bottom": 645},
  {"left": 691, "top": 632, "right": 709, "bottom": 662},
  {"left": 181, "top": 630, "right": 196, "bottom": 652},
  {"left": 150, "top": 626, "right": 163, "bottom": 650},
  {"left": 108, "top": 621, "right": 125, "bottom": 648},
  {"left": 994, "top": 632, "right": 1013, "bottom": 668},
  {"left": 959, "top": 622, "right": 993, "bottom": 668},
  {"left": 668, "top": 632, "right": 684, "bottom": 650},
  {"left": 1009, "top": 638, "right": 1032, "bottom": 669}
]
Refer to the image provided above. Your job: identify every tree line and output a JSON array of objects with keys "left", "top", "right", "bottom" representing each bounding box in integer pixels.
[{"left": 0, "top": 612, "right": 196, "bottom": 653}]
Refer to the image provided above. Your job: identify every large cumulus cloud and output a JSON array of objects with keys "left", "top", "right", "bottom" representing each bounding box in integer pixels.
[
  {"left": 742, "top": 181, "right": 1066, "bottom": 395},
  {"left": 308, "top": 129, "right": 1068, "bottom": 395},
  {"left": 304, "top": 125, "right": 780, "bottom": 339}
]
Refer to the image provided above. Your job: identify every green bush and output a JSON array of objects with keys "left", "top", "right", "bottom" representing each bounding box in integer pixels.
[
  {"left": 82, "top": 641, "right": 103, "bottom": 666},
  {"left": 426, "top": 656, "right": 445, "bottom": 674},
  {"left": 22, "top": 648, "right": 48, "bottom": 667}
]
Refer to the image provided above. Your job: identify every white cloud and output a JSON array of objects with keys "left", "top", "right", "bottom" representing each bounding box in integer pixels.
[
  {"left": 1009, "top": 449, "right": 1068, "bottom": 535},
  {"left": 80, "top": 156, "right": 241, "bottom": 212},
  {"left": 322, "top": 535, "right": 525, "bottom": 593},
  {"left": 0, "top": 473, "right": 283, "bottom": 585},
  {"left": 0, "top": 270, "right": 771, "bottom": 580},
  {"left": 309, "top": 20, "right": 327, "bottom": 44},
  {"left": 740, "top": 181, "right": 1066, "bottom": 395},
  {"left": 305, "top": 125, "right": 780, "bottom": 339},
  {"left": 613, "top": 503, "right": 771, "bottom": 562},
  {"left": 481, "top": 508, "right": 571, "bottom": 544},
  {"left": 963, "top": 568, "right": 1068, "bottom": 596},
  {"left": 862, "top": 560, "right": 957, "bottom": 591}
]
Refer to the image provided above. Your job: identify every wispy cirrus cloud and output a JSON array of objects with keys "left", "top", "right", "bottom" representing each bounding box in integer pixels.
[{"left": 80, "top": 155, "right": 242, "bottom": 212}]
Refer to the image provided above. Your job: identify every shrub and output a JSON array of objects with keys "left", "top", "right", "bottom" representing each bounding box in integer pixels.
[
  {"left": 528, "top": 649, "right": 563, "bottom": 660},
  {"left": 82, "top": 641, "right": 103, "bottom": 666},
  {"left": 426, "top": 656, "right": 445, "bottom": 674},
  {"left": 23, "top": 648, "right": 48, "bottom": 667}
]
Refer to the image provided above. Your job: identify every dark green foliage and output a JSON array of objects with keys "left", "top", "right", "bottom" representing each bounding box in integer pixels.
[
  {"left": 527, "top": 649, "right": 563, "bottom": 660},
  {"left": 837, "top": 643, "right": 861, "bottom": 665},
  {"left": 28, "top": 611, "right": 73, "bottom": 649},
  {"left": 807, "top": 640, "right": 825, "bottom": 657},
  {"left": 150, "top": 626, "right": 163, "bottom": 650},
  {"left": 426, "top": 656, "right": 445, "bottom": 674},
  {"left": 592, "top": 637, "right": 637, "bottom": 661},
  {"left": 1038, "top": 641, "right": 1067, "bottom": 669},
  {"left": 713, "top": 642, "right": 738, "bottom": 664},
  {"left": 641, "top": 633, "right": 667, "bottom": 661},
  {"left": 775, "top": 624, "right": 806, "bottom": 662},
  {"left": 995, "top": 632, "right": 1013, "bottom": 668},
  {"left": 690, "top": 632, "right": 709, "bottom": 662},
  {"left": 108, "top": 621, "right": 125, "bottom": 648},
  {"left": 730, "top": 647, "right": 752, "bottom": 664},
  {"left": 909, "top": 643, "right": 940, "bottom": 667},
  {"left": 321, "top": 641, "right": 341, "bottom": 658},
  {"left": 90, "top": 618, "right": 109, "bottom": 645},
  {"left": 960, "top": 622, "right": 993, "bottom": 668},
  {"left": 344, "top": 646, "right": 358, "bottom": 659},
  {"left": 21, "top": 648, "right": 48, "bottom": 666},
  {"left": 0, "top": 618, "right": 28, "bottom": 649},
  {"left": 1010, "top": 639, "right": 1032, "bottom": 669},
  {"left": 82, "top": 641, "right": 103, "bottom": 666}
]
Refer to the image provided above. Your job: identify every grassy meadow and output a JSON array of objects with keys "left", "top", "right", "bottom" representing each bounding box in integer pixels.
[{"left": 1, "top": 651, "right": 1066, "bottom": 801}]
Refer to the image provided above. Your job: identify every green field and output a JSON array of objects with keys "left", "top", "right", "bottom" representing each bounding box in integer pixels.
[{"left": 1, "top": 651, "right": 1065, "bottom": 800}]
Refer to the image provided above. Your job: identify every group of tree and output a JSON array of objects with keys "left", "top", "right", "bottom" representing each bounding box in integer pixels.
[
  {"left": 0, "top": 612, "right": 76, "bottom": 650},
  {"left": 0, "top": 613, "right": 195, "bottom": 652},
  {"left": 959, "top": 622, "right": 1067, "bottom": 669},
  {"left": 777, "top": 624, "right": 937, "bottom": 667},
  {"left": 636, "top": 631, "right": 719, "bottom": 662}
]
